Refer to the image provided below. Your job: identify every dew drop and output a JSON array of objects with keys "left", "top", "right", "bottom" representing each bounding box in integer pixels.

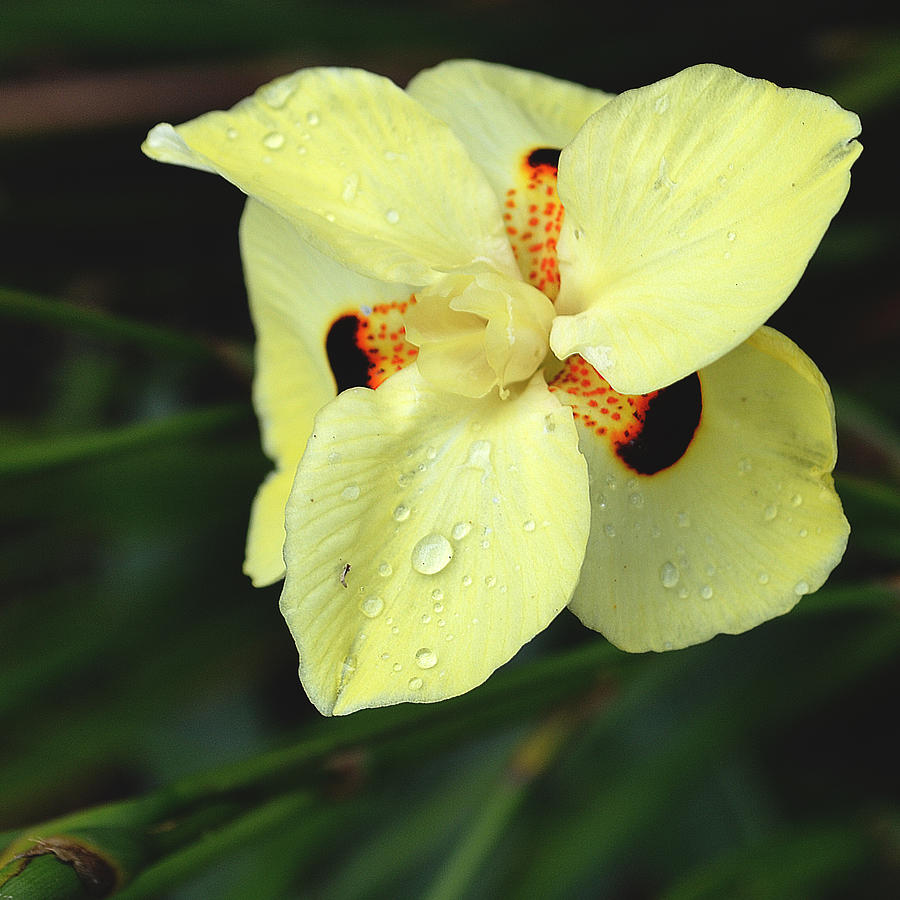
[
  {"left": 659, "top": 561, "right": 680, "bottom": 588},
  {"left": 485, "top": 575, "right": 497, "bottom": 588},
  {"left": 342, "top": 654, "right": 357, "bottom": 674},
  {"left": 324, "top": 213, "right": 336, "bottom": 223},
  {"left": 738, "top": 457, "right": 753, "bottom": 473},
  {"left": 629, "top": 493, "right": 644, "bottom": 508},
  {"left": 327, "top": 451, "right": 341, "bottom": 464},
  {"left": 523, "top": 519, "right": 536, "bottom": 532},
  {"left": 758, "top": 572, "right": 770, "bottom": 585},
  {"left": 798, "top": 528, "right": 808, "bottom": 538},
  {"left": 341, "top": 484, "right": 360, "bottom": 501},
  {"left": 431, "top": 588, "right": 444, "bottom": 602},
  {"left": 421, "top": 613, "right": 431, "bottom": 624},
  {"left": 794, "top": 580, "right": 810, "bottom": 596},
  {"left": 718, "top": 175, "right": 728, "bottom": 187},
  {"left": 676, "top": 511, "right": 691, "bottom": 527},
  {"left": 262, "top": 80, "right": 295, "bottom": 108},
  {"left": 226, "top": 127, "right": 239, "bottom": 140},
  {"left": 392, "top": 504, "right": 410, "bottom": 522},
  {"left": 596, "top": 494, "right": 607, "bottom": 510},
  {"left": 392, "top": 662, "right": 402, "bottom": 672},
  {"left": 763, "top": 505, "right": 778, "bottom": 521},
  {"left": 411, "top": 533, "right": 453, "bottom": 575},
  {"left": 359, "top": 595, "right": 384, "bottom": 618},
  {"left": 262, "top": 131, "right": 285, "bottom": 150},
  {"left": 466, "top": 440, "right": 492, "bottom": 472},
  {"left": 341, "top": 173, "right": 359, "bottom": 203},
  {"left": 723, "top": 250, "right": 732, "bottom": 260},
  {"left": 727, "top": 231, "right": 736, "bottom": 241},
  {"left": 462, "top": 575, "right": 472, "bottom": 587},
  {"left": 790, "top": 494, "right": 803, "bottom": 507},
  {"left": 678, "top": 587, "right": 690, "bottom": 599},
  {"left": 654, "top": 94, "right": 670, "bottom": 114},
  {"left": 306, "top": 110, "right": 320, "bottom": 126},
  {"left": 380, "top": 652, "right": 390, "bottom": 661},
  {"left": 378, "top": 562, "right": 393, "bottom": 577},
  {"left": 445, "top": 633, "right": 455, "bottom": 641},
  {"left": 391, "top": 625, "right": 399, "bottom": 635},
  {"left": 296, "top": 145, "right": 308, "bottom": 156},
  {"left": 415, "top": 648, "right": 438, "bottom": 669},
  {"left": 604, "top": 523, "right": 617, "bottom": 538},
  {"left": 385, "top": 208, "right": 400, "bottom": 224},
  {"left": 408, "top": 676, "right": 424, "bottom": 690},
  {"left": 432, "top": 602, "right": 444, "bottom": 614},
  {"left": 451, "top": 521, "right": 472, "bottom": 540},
  {"left": 573, "top": 226, "right": 584, "bottom": 240},
  {"left": 700, "top": 585, "right": 714, "bottom": 600}
]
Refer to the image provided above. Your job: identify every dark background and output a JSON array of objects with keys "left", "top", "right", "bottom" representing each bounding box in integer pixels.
[{"left": 1, "top": 3, "right": 898, "bottom": 897}]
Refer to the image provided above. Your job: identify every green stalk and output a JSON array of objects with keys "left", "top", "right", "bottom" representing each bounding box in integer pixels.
[
  {"left": 0, "top": 286, "right": 250, "bottom": 372},
  {"left": 0, "top": 404, "right": 249, "bottom": 475}
]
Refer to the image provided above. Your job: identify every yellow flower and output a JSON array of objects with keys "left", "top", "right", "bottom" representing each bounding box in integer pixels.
[{"left": 144, "top": 61, "right": 861, "bottom": 715}]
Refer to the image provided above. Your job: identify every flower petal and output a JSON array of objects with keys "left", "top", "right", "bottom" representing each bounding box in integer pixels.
[
  {"left": 143, "top": 68, "right": 516, "bottom": 285},
  {"left": 552, "top": 64, "right": 862, "bottom": 394},
  {"left": 280, "top": 365, "right": 590, "bottom": 714},
  {"left": 240, "top": 198, "right": 413, "bottom": 586},
  {"left": 407, "top": 59, "right": 613, "bottom": 202},
  {"left": 561, "top": 326, "right": 848, "bottom": 651}
]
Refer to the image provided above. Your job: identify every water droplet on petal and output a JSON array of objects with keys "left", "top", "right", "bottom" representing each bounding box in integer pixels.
[
  {"left": 296, "top": 145, "right": 308, "bottom": 156},
  {"left": 327, "top": 451, "right": 341, "bottom": 464},
  {"left": 415, "top": 648, "right": 437, "bottom": 669},
  {"left": 341, "top": 173, "right": 359, "bottom": 203},
  {"left": 604, "top": 523, "right": 616, "bottom": 538},
  {"left": 794, "top": 580, "right": 810, "bottom": 596},
  {"left": 392, "top": 662, "right": 402, "bottom": 672},
  {"left": 341, "top": 484, "right": 360, "bottom": 501},
  {"left": 359, "top": 595, "right": 384, "bottom": 618},
  {"left": 727, "top": 231, "right": 736, "bottom": 241},
  {"left": 451, "top": 521, "right": 472, "bottom": 540},
  {"left": 659, "top": 561, "right": 680, "bottom": 588},
  {"left": 408, "top": 676, "right": 424, "bottom": 690},
  {"left": 485, "top": 575, "right": 496, "bottom": 588},
  {"left": 655, "top": 94, "right": 670, "bottom": 114},
  {"left": 411, "top": 533, "right": 453, "bottom": 575},
  {"left": 676, "top": 511, "right": 690, "bottom": 527},
  {"left": 738, "top": 457, "right": 752, "bottom": 473},
  {"left": 523, "top": 519, "right": 536, "bottom": 532},
  {"left": 226, "top": 127, "right": 239, "bottom": 140},
  {"left": 262, "top": 80, "right": 295, "bottom": 108},
  {"left": 462, "top": 575, "right": 472, "bottom": 587},
  {"left": 758, "top": 572, "right": 770, "bottom": 585},
  {"left": 378, "top": 562, "right": 392, "bottom": 577},
  {"left": 393, "top": 504, "right": 410, "bottom": 522},
  {"left": 763, "top": 505, "right": 778, "bottom": 521},
  {"left": 700, "top": 585, "right": 714, "bottom": 600},
  {"left": 262, "top": 131, "right": 285, "bottom": 150},
  {"left": 385, "top": 208, "right": 400, "bottom": 224},
  {"left": 431, "top": 589, "right": 444, "bottom": 602},
  {"left": 790, "top": 494, "right": 803, "bottom": 507},
  {"left": 306, "top": 110, "right": 320, "bottom": 126}
]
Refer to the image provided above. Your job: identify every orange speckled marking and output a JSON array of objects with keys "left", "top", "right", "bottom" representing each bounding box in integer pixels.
[
  {"left": 327, "top": 297, "right": 418, "bottom": 391},
  {"left": 356, "top": 298, "right": 418, "bottom": 388},
  {"left": 549, "top": 356, "right": 703, "bottom": 475},
  {"left": 549, "top": 355, "right": 654, "bottom": 444},
  {"left": 503, "top": 148, "right": 564, "bottom": 301}
]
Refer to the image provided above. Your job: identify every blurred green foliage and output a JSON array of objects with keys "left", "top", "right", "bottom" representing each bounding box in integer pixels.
[{"left": 1, "top": 4, "right": 898, "bottom": 897}]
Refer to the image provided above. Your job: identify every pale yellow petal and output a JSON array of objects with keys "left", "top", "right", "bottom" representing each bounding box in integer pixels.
[
  {"left": 241, "top": 198, "right": 413, "bottom": 585},
  {"left": 407, "top": 59, "right": 613, "bottom": 202},
  {"left": 244, "top": 468, "right": 296, "bottom": 587},
  {"left": 143, "top": 68, "right": 517, "bottom": 285},
  {"left": 552, "top": 64, "right": 861, "bottom": 394},
  {"left": 566, "top": 326, "right": 848, "bottom": 651},
  {"left": 280, "top": 366, "right": 590, "bottom": 714}
]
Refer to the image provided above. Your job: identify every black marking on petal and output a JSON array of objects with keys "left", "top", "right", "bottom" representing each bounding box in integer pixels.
[
  {"left": 326, "top": 315, "right": 371, "bottom": 392},
  {"left": 527, "top": 147, "right": 561, "bottom": 169},
  {"left": 616, "top": 374, "right": 702, "bottom": 475}
]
